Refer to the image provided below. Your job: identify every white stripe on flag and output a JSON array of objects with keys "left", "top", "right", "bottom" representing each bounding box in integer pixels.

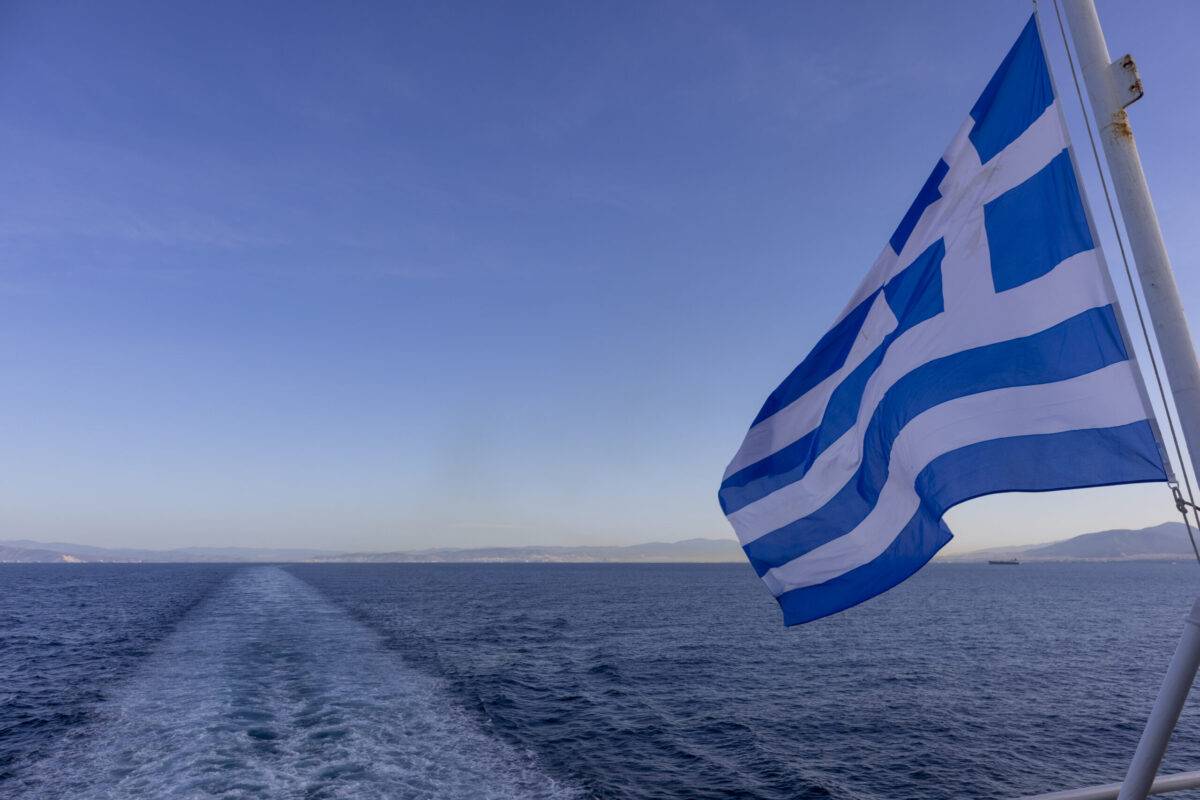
[
  {"left": 760, "top": 360, "right": 1149, "bottom": 596},
  {"left": 723, "top": 293, "right": 898, "bottom": 479},
  {"left": 728, "top": 248, "right": 1115, "bottom": 545}
]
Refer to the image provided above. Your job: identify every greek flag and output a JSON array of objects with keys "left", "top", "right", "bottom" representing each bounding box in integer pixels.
[{"left": 720, "top": 16, "right": 1167, "bottom": 625}]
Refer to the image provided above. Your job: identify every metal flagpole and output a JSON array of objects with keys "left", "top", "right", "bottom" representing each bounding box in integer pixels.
[{"left": 1060, "top": 1, "right": 1200, "bottom": 798}]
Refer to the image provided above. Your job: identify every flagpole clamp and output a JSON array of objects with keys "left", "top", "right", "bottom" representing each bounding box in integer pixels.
[
  {"left": 1171, "top": 484, "right": 1198, "bottom": 515},
  {"left": 1110, "top": 55, "right": 1143, "bottom": 109}
]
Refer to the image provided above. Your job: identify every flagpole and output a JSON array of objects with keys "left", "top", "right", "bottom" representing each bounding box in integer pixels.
[{"left": 1060, "top": 1, "right": 1200, "bottom": 798}]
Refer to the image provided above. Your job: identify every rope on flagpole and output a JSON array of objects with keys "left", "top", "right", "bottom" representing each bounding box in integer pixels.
[{"left": 1051, "top": 0, "right": 1200, "bottom": 567}]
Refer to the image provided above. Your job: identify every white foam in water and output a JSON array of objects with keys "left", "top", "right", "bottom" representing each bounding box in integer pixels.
[{"left": 21, "top": 567, "right": 579, "bottom": 800}]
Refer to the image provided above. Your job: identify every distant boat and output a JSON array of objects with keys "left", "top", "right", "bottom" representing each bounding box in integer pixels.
[{"left": 987, "top": 559, "right": 1020, "bottom": 566}]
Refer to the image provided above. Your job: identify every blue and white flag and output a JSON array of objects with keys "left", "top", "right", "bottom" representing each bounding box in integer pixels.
[{"left": 720, "top": 16, "right": 1167, "bottom": 625}]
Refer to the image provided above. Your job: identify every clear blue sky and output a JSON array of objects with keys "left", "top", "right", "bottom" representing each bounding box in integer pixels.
[{"left": 1, "top": 0, "right": 1197, "bottom": 552}]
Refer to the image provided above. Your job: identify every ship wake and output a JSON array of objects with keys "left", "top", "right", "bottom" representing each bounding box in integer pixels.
[{"left": 19, "top": 566, "right": 576, "bottom": 799}]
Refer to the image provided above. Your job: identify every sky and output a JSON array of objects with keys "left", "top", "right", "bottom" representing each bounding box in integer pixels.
[{"left": 0, "top": 0, "right": 1198, "bottom": 553}]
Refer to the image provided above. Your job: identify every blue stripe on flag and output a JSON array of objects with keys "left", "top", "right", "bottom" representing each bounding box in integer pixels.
[
  {"left": 889, "top": 159, "right": 949, "bottom": 256},
  {"left": 742, "top": 305, "right": 1131, "bottom": 571},
  {"left": 750, "top": 292, "right": 879, "bottom": 427},
  {"left": 776, "top": 510, "right": 951, "bottom": 626},
  {"left": 883, "top": 239, "right": 944, "bottom": 326},
  {"left": 968, "top": 15, "right": 1053, "bottom": 165},
  {"left": 987, "top": 149, "right": 1094, "bottom": 292},
  {"left": 723, "top": 242, "right": 945, "bottom": 513},
  {"left": 724, "top": 302, "right": 1127, "bottom": 521},
  {"left": 774, "top": 420, "right": 1166, "bottom": 624},
  {"left": 750, "top": 239, "right": 947, "bottom": 429}
]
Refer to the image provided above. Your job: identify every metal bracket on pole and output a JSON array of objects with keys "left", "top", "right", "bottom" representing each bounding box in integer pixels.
[{"left": 1111, "top": 55, "right": 1144, "bottom": 108}]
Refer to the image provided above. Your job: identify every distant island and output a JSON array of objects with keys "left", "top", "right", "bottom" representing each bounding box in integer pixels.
[
  {"left": 937, "top": 521, "right": 1197, "bottom": 563},
  {"left": 4, "top": 522, "right": 1198, "bottom": 564}
]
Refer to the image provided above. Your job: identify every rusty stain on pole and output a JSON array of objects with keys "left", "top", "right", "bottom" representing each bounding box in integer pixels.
[{"left": 1110, "top": 109, "right": 1134, "bottom": 141}]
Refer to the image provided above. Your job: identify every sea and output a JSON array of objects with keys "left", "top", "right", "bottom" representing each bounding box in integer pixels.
[{"left": 3, "top": 561, "right": 1200, "bottom": 800}]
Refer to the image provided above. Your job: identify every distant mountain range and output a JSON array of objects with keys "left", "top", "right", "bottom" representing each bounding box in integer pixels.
[
  {"left": 0, "top": 540, "right": 342, "bottom": 564},
  {"left": 938, "top": 521, "right": 1198, "bottom": 562},
  {"left": 0, "top": 537, "right": 746, "bottom": 564},
  {"left": 315, "top": 538, "right": 744, "bottom": 564},
  {"left": 5, "top": 523, "right": 1197, "bottom": 565}
]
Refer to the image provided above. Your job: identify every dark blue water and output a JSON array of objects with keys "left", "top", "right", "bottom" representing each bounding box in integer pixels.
[{"left": 4, "top": 562, "right": 1200, "bottom": 799}]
